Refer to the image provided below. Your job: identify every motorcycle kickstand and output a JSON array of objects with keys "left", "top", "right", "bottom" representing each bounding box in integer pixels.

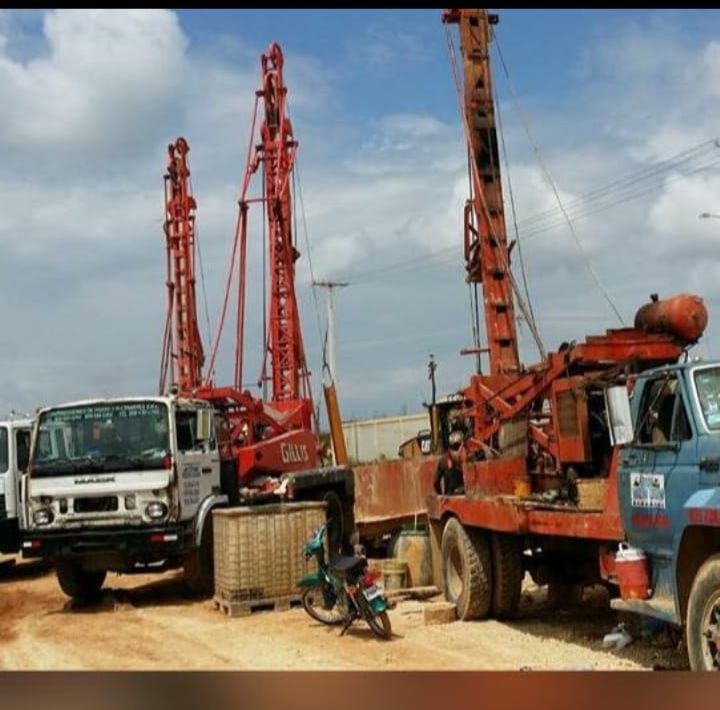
[{"left": 339, "top": 613, "right": 356, "bottom": 637}]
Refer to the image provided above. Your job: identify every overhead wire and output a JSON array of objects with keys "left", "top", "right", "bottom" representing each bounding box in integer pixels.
[
  {"left": 326, "top": 137, "right": 720, "bottom": 287},
  {"left": 492, "top": 28, "right": 625, "bottom": 325},
  {"left": 516, "top": 139, "right": 720, "bottom": 232}
]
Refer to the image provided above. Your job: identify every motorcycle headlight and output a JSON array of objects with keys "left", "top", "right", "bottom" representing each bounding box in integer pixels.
[
  {"left": 34, "top": 508, "right": 54, "bottom": 526},
  {"left": 145, "top": 501, "right": 168, "bottom": 520}
]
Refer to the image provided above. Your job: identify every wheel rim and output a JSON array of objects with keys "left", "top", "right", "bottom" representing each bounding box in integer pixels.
[
  {"left": 447, "top": 545, "right": 463, "bottom": 600},
  {"left": 700, "top": 589, "right": 720, "bottom": 669},
  {"left": 303, "top": 588, "right": 347, "bottom": 625}
]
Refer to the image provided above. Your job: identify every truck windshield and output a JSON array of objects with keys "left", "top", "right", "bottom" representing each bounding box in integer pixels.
[
  {"left": 31, "top": 401, "right": 170, "bottom": 477},
  {"left": 694, "top": 367, "right": 720, "bottom": 430}
]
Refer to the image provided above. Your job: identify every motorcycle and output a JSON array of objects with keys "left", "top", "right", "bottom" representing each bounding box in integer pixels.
[{"left": 297, "top": 524, "right": 393, "bottom": 640}]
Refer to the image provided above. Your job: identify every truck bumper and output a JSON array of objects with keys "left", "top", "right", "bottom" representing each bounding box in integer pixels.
[
  {"left": 0, "top": 516, "right": 20, "bottom": 554},
  {"left": 20, "top": 525, "right": 187, "bottom": 561}
]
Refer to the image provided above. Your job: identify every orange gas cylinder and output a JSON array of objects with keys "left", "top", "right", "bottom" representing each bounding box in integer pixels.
[{"left": 634, "top": 293, "right": 707, "bottom": 344}]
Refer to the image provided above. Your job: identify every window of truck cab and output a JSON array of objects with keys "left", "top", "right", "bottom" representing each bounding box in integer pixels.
[
  {"left": 636, "top": 374, "right": 692, "bottom": 444},
  {"left": 693, "top": 366, "right": 720, "bottom": 431},
  {"left": 0, "top": 427, "right": 8, "bottom": 474},
  {"left": 175, "top": 407, "right": 216, "bottom": 453},
  {"left": 15, "top": 428, "right": 30, "bottom": 473}
]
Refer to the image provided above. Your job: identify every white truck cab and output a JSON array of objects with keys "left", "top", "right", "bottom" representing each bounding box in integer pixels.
[
  {"left": 21, "top": 396, "right": 226, "bottom": 600},
  {"left": 0, "top": 417, "right": 33, "bottom": 554}
]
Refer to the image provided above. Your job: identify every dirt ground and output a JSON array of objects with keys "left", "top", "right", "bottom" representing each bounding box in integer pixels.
[{"left": 0, "top": 555, "right": 688, "bottom": 671}]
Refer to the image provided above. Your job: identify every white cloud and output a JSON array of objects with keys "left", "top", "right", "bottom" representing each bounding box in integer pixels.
[
  {"left": 3, "top": 10, "right": 720, "bottom": 420},
  {"left": 0, "top": 10, "right": 186, "bottom": 157}
]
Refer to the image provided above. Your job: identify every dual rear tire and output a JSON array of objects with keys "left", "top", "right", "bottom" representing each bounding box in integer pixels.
[{"left": 440, "top": 518, "right": 523, "bottom": 621}]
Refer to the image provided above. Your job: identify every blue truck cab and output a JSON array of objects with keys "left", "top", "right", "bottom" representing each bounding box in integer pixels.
[{"left": 614, "top": 360, "right": 720, "bottom": 669}]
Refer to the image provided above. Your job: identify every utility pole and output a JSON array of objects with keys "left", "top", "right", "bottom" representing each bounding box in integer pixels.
[
  {"left": 313, "top": 280, "right": 349, "bottom": 387},
  {"left": 313, "top": 280, "right": 349, "bottom": 467}
]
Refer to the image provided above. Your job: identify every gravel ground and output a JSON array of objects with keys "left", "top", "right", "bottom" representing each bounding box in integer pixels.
[{"left": 0, "top": 555, "right": 688, "bottom": 671}]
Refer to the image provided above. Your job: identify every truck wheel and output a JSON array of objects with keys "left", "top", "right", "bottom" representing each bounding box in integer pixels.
[
  {"left": 687, "top": 554, "right": 720, "bottom": 670},
  {"left": 56, "top": 561, "right": 106, "bottom": 602},
  {"left": 184, "top": 513, "right": 214, "bottom": 598},
  {"left": 491, "top": 532, "right": 523, "bottom": 619},
  {"left": 441, "top": 518, "right": 492, "bottom": 620},
  {"left": 322, "top": 490, "right": 344, "bottom": 558}
]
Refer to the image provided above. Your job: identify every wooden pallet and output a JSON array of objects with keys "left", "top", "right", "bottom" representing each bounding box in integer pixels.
[{"left": 213, "top": 593, "right": 303, "bottom": 618}]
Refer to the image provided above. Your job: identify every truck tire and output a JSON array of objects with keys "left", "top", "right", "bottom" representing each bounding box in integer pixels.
[
  {"left": 687, "top": 554, "right": 720, "bottom": 670},
  {"left": 490, "top": 532, "right": 523, "bottom": 619},
  {"left": 441, "top": 518, "right": 492, "bottom": 620},
  {"left": 184, "top": 512, "right": 214, "bottom": 598},
  {"left": 56, "top": 560, "right": 106, "bottom": 602}
]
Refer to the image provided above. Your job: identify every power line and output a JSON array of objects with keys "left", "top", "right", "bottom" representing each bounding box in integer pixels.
[
  {"left": 493, "top": 29, "right": 624, "bottom": 325},
  {"left": 326, "top": 138, "right": 720, "bottom": 287}
]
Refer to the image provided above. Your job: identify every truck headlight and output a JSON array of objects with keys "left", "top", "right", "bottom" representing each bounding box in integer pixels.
[
  {"left": 145, "top": 501, "right": 168, "bottom": 520},
  {"left": 125, "top": 495, "right": 136, "bottom": 510},
  {"left": 33, "top": 508, "right": 54, "bottom": 526}
]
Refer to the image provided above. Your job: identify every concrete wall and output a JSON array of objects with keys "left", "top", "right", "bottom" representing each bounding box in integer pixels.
[{"left": 342, "top": 412, "right": 428, "bottom": 463}]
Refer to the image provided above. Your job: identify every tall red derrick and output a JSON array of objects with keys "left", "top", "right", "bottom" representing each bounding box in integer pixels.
[
  {"left": 160, "top": 138, "right": 205, "bottom": 395},
  {"left": 160, "top": 42, "right": 319, "bottom": 483},
  {"left": 444, "top": 8, "right": 519, "bottom": 376}
]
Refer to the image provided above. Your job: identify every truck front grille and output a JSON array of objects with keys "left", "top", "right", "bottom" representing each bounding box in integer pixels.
[{"left": 74, "top": 496, "right": 119, "bottom": 513}]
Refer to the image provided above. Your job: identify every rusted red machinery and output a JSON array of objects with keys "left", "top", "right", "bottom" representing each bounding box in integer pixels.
[
  {"left": 159, "top": 43, "right": 343, "bottom": 497},
  {"left": 414, "top": 8, "right": 711, "bottom": 616},
  {"left": 438, "top": 7, "right": 704, "bottom": 498}
]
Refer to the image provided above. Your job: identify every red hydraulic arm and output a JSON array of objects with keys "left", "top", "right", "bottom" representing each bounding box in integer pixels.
[
  {"left": 160, "top": 138, "right": 205, "bottom": 395},
  {"left": 443, "top": 8, "right": 519, "bottom": 376}
]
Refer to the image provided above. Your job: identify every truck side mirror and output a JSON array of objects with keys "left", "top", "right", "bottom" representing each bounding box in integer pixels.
[{"left": 605, "top": 385, "right": 634, "bottom": 446}]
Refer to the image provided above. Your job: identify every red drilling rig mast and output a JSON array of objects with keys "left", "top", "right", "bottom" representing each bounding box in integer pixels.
[
  {"left": 439, "top": 8, "right": 706, "bottom": 490},
  {"left": 160, "top": 43, "right": 325, "bottom": 488},
  {"left": 449, "top": 9, "right": 519, "bottom": 376},
  {"left": 160, "top": 137, "right": 205, "bottom": 395}
]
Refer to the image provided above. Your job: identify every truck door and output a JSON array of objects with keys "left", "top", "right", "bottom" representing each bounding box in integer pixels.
[
  {"left": 174, "top": 406, "right": 220, "bottom": 518},
  {"left": 8, "top": 427, "right": 31, "bottom": 519},
  {"left": 619, "top": 373, "right": 698, "bottom": 593}
]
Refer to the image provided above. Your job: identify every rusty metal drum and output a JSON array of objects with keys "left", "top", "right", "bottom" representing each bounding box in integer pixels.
[{"left": 634, "top": 293, "right": 707, "bottom": 344}]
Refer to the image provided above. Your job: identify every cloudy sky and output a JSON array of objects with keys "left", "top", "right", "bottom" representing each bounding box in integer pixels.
[{"left": 2, "top": 9, "right": 720, "bottom": 423}]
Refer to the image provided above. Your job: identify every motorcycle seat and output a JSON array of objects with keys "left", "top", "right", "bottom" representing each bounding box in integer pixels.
[{"left": 329, "top": 555, "right": 366, "bottom": 576}]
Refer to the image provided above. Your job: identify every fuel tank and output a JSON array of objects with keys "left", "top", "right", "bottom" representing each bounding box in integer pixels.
[{"left": 634, "top": 293, "right": 708, "bottom": 344}]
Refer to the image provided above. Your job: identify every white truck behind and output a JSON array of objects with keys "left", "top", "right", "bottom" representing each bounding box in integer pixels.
[{"left": 0, "top": 417, "right": 33, "bottom": 555}]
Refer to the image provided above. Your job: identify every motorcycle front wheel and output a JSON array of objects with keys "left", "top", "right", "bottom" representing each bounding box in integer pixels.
[
  {"left": 365, "top": 611, "right": 392, "bottom": 640},
  {"left": 301, "top": 586, "right": 348, "bottom": 626}
]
